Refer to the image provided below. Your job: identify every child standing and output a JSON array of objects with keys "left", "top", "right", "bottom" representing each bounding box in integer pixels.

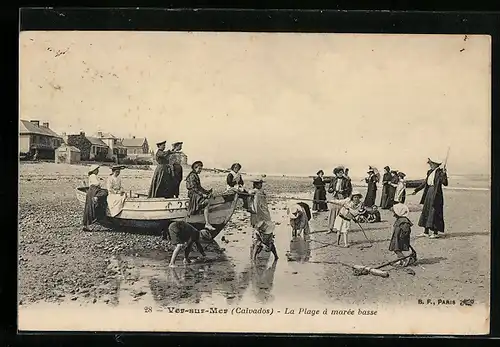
[
  {"left": 389, "top": 203, "right": 415, "bottom": 266},
  {"left": 248, "top": 178, "right": 279, "bottom": 261},
  {"left": 394, "top": 172, "right": 407, "bottom": 204},
  {"left": 329, "top": 191, "right": 364, "bottom": 248}
]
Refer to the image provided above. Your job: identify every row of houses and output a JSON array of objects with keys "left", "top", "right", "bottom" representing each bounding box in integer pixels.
[{"left": 19, "top": 119, "right": 150, "bottom": 161}]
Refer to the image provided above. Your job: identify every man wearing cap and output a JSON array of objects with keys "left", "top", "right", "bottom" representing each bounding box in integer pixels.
[
  {"left": 412, "top": 157, "right": 449, "bottom": 239},
  {"left": 169, "top": 141, "right": 184, "bottom": 198},
  {"left": 326, "top": 166, "right": 353, "bottom": 234},
  {"left": 148, "top": 140, "right": 174, "bottom": 198},
  {"left": 83, "top": 164, "right": 110, "bottom": 232}
]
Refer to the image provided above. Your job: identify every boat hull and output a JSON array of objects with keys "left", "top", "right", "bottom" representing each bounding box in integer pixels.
[{"left": 76, "top": 187, "right": 240, "bottom": 239}]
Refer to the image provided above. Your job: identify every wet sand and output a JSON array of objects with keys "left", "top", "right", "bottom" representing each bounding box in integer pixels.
[{"left": 19, "top": 163, "right": 490, "bottom": 315}]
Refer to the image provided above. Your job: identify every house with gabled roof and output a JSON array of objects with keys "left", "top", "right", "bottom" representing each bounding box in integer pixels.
[
  {"left": 19, "top": 119, "right": 63, "bottom": 159},
  {"left": 67, "top": 132, "right": 109, "bottom": 161},
  {"left": 121, "top": 136, "right": 150, "bottom": 156},
  {"left": 93, "top": 132, "right": 127, "bottom": 160}
]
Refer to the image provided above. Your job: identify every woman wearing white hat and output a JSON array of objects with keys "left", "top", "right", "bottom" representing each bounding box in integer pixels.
[
  {"left": 83, "top": 164, "right": 110, "bottom": 232},
  {"left": 106, "top": 165, "right": 127, "bottom": 217},
  {"left": 411, "top": 157, "right": 449, "bottom": 238}
]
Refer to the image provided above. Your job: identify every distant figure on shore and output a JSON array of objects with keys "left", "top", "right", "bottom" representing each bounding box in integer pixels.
[
  {"left": 248, "top": 178, "right": 279, "bottom": 261},
  {"left": 364, "top": 166, "right": 379, "bottom": 207},
  {"left": 83, "top": 164, "right": 110, "bottom": 232},
  {"left": 106, "top": 165, "right": 127, "bottom": 217},
  {"left": 326, "top": 166, "right": 353, "bottom": 234},
  {"left": 312, "top": 170, "right": 328, "bottom": 212},
  {"left": 394, "top": 171, "right": 407, "bottom": 204},
  {"left": 186, "top": 160, "right": 215, "bottom": 231},
  {"left": 380, "top": 166, "right": 393, "bottom": 209},
  {"left": 148, "top": 141, "right": 174, "bottom": 198},
  {"left": 226, "top": 163, "right": 244, "bottom": 191},
  {"left": 169, "top": 141, "right": 184, "bottom": 198},
  {"left": 412, "top": 157, "right": 449, "bottom": 239}
]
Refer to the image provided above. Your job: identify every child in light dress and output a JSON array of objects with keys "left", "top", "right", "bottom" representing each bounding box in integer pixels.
[{"left": 329, "top": 191, "right": 364, "bottom": 248}]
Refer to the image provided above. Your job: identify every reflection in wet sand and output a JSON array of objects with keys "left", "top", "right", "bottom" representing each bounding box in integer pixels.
[{"left": 286, "top": 235, "right": 312, "bottom": 263}]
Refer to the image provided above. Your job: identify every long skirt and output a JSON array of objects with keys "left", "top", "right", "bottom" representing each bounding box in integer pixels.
[
  {"left": 418, "top": 186, "right": 445, "bottom": 233},
  {"left": 107, "top": 193, "right": 126, "bottom": 217},
  {"left": 364, "top": 184, "right": 377, "bottom": 207},
  {"left": 380, "top": 184, "right": 391, "bottom": 210},
  {"left": 187, "top": 190, "right": 210, "bottom": 216},
  {"left": 313, "top": 187, "right": 328, "bottom": 211},
  {"left": 83, "top": 185, "right": 109, "bottom": 229},
  {"left": 171, "top": 164, "right": 183, "bottom": 198},
  {"left": 148, "top": 165, "right": 172, "bottom": 198}
]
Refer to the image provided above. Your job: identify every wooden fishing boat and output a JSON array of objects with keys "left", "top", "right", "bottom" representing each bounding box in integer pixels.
[{"left": 76, "top": 187, "right": 241, "bottom": 240}]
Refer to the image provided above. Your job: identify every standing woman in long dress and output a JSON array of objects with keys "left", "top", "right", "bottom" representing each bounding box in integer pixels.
[
  {"left": 412, "top": 158, "right": 449, "bottom": 239},
  {"left": 148, "top": 141, "right": 174, "bottom": 198},
  {"left": 312, "top": 170, "right": 328, "bottom": 212},
  {"left": 83, "top": 164, "right": 110, "bottom": 232},
  {"left": 169, "top": 141, "right": 184, "bottom": 198},
  {"left": 380, "top": 166, "right": 392, "bottom": 209},
  {"left": 364, "top": 167, "right": 379, "bottom": 207},
  {"left": 185, "top": 160, "right": 215, "bottom": 231}
]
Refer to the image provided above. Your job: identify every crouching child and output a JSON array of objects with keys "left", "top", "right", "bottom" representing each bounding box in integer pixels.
[
  {"left": 168, "top": 221, "right": 209, "bottom": 267},
  {"left": 389, "top": 203, "right": 417, "bottom": 266},
  {"left": 287, "top": 202, "right": 311, "bottom": 238}
]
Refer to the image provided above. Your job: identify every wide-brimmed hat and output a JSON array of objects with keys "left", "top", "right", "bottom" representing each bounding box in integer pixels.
[
  {"left": 156, "top": 140, "right": 166, "bottom": 147},
  {"left": 392, "top": 203, "right": 410, "bottom": 217},
  {"left": 172, "top": 141, "right": 183, "bottom": 147},
  {"left": 110, "top": 165, "right": 125, "bottom": 174},
  {"left": 191, "top": 160, "right": 204, "bottom": 169},
  {"left": 398, "top": 171, "right": 406, "bottom": 178},
  {"left": 384, "top": 166, "right": 391, "bottom": 171},
  {"left": 351, "top": 191, "right": 363, "bottom": 198},
  {"left": 288, "top": 204, "right": 300, "bottom": 219},
  {"left": 231, "top": 162, "right": 242, "bottom": 171},
  {"left": 316, "top": 169, "right": 324, "bottom": 175},
  {"left": 88, "top": 164, "right": 100, "bottom": 174},
  {"left": 333, "top": 166, "right": 345, "bottom": 174},
  {"left": 427, "top": 157, "right": 442, "bottom": 166}
]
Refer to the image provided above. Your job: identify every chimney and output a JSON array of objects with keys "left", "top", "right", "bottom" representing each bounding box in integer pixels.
[
  {"left": 97, "top": 131, "right": 103, "bottom": 137},
  {"left": 42, "top": 122, "right": 49, "bottom": 128},
  {"left": 30, "top": 120, "right": 40, "bottom": 127},
  {"left": 80, "top": 131, "right": 85, "bottom": 137}
]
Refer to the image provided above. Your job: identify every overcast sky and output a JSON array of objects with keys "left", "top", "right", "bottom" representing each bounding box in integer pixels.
[{"left": 19, "top": 32, "right": 490, "bottom": 177}]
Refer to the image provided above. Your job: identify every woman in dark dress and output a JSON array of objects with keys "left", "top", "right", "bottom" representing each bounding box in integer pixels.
[
  {"left": 387, "top": 170, "right": 399, "bottom": 208},
  {"left": 226, "top": 163, "right": 244, "bottom": 190},
  {"left": 186, "top": 160, "right": 215, "bottom": 231},
  {"left": 380, "top": 166, "right": 393, "bottom": 209},
  {"left": 412, "top": 158, "right": 449, "bottom": 239},
  {"left": 169, "top": 141, "right": 184, "bottom": 198},
  {"left": 83, "top": 164, "right": 110, "bottom": 232},
  {"left": 364, "top": 167, "right": 379, "bottom": 207},
  {"left": 148, "top": 141, "right": 174, "bottom": 198},
  {"left": 312, "top": 170, "right": 328, "bottom": 212}
]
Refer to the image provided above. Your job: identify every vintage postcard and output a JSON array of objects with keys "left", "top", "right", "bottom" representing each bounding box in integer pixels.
[{"left": 18, "top": 31, "right": 491, "bottom": 335}]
